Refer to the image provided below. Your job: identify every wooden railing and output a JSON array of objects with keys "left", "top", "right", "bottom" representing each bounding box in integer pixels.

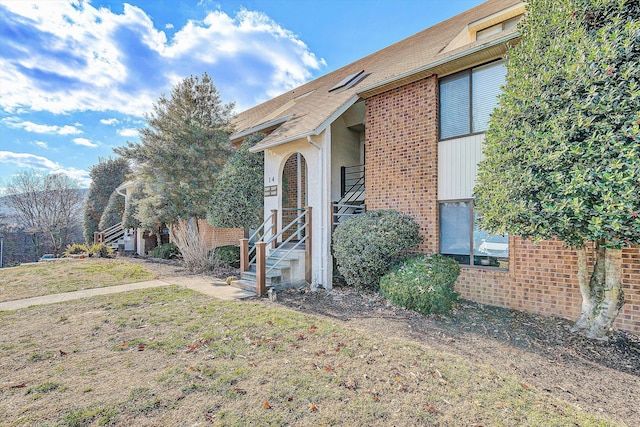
[{"left": 240, "top": 207, "right": 312, "bottom": 296}]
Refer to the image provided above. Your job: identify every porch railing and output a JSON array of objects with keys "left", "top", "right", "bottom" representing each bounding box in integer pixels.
[
  {"left": 94, "top": 222, "right": 125, "bottom": 248},
  {"left": 334, "top": 164, "right": 365, "bottom": 229},
  {"left": 341, "top": 164, "right": 365, "bottom": 198},
  {"left": 240, "top": 207, "right": 312, "bottom": 296}
]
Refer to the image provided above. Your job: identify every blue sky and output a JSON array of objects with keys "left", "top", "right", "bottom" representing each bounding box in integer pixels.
[{"left": 0, "top": 0, "right": 484, "bottom": 190}]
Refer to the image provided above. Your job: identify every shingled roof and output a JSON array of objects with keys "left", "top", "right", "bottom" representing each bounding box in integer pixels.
[{"left": 231, "top": 0, "right": 523, "bottom": 152}]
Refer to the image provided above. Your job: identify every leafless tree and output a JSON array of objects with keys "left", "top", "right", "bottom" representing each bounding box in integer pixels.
[{"left": 5, "top": 170, "right": 84, "bottom": 257}]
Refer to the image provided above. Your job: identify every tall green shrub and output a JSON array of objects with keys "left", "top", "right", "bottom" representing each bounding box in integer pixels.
[
  {"left": 474, "top": 0, "right": 640, "bottom": 339},
  {"left": 380, "top": 255, "right": 460, "bottom": 315},
  {"left": 332, "top": 210, "right": 422, "bottom": 291}
]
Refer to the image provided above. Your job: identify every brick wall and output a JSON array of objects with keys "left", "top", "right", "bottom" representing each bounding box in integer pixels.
[
  {"left": 282, "top": 154, "right": 306, "bottom": 209},
  {"left": 365, "top": 75, "right": 439, "bottom": 254},
  {"left": 196, "top": 219, "right": 244, "bottom": 250},
  {"left": 456, "top": 240, "right": 640, "bottom": 332},
  {"left": 364, "top": 74, "right": 640, "bottom": 333},
  {"left": 281, "top": 154, "right": 307, "bottom": 240}
]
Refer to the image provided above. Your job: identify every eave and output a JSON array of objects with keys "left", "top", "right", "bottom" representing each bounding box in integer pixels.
[{"left": 357, "top": 31, "right": 520, "bottom": 99}]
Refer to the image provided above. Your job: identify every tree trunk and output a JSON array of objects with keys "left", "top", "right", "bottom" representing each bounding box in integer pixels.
[{"left": 572, "top": 242, "right": 625, "bottom": 340}]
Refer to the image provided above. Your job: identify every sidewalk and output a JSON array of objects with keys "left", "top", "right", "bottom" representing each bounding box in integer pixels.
[{"left": 0, "top": 276, "right": 255, "bottom": 311}]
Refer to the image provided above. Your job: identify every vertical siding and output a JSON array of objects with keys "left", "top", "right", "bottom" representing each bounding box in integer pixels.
[{"left": 438, "top": 133, "right": 485, "bottom": 200}]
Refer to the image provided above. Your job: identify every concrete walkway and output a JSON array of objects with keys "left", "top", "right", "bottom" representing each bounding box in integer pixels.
[{"left": 0, "top": 276, "right": 255, "bottom": 311}]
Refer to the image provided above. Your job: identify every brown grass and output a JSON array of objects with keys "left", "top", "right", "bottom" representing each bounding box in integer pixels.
[
  {"left": 0, "top": 258, "right": 155, "bottom": 302},
  {"left": 0, "top": 284, "right": 619, "bottom": 426}
]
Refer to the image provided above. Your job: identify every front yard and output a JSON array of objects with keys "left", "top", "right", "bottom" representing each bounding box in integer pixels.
[
  {"left": 0, "top": 258, "right": 635, "bottom": 425},
  {"left": 0, "top": 259, "right": 154, "bottom": 302}
]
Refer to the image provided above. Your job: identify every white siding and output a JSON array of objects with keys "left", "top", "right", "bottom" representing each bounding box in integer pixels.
[{"left": 438, "top": 133, "right": 485, "bottom": 200}]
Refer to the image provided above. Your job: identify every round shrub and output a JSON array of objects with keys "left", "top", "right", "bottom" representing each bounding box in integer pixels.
[
  {"left": 380, "top": 254, "right": 460, "bottom": 315},
  {"left": 212, "top": 245, "right": 240, "bottom": 268},
  {"left": 332, "top": 209, "right": 422, "bottom": 291},
  {"left": 151, "top": 242, "right": 181, "bottom": 259}
]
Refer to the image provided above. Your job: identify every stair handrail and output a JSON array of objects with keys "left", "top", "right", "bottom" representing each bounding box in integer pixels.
[
  {"left": 264, "top": 208, "right": 306, "bottom": 246},
  {"left": 250, "top": 208, "right": 306, "bottom": 265},
  {"left": 266, "top": 223, "right": 308, "bottom": 274},
  {"left": 102, "top": 222, "right": 125, "bottom": 244},
  {"left": 102, "top": 222, "right": 123, "bottom": 235},
  {"left": 247, "top": 211, "right": 275, "bottom": 262},
  {"left": 341, "top": 164, "right": 365, "bottom": 197}
]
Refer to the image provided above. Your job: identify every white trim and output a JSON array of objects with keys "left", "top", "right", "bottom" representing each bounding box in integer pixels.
[
  {"left": 356, "top": 32, "right": 519, "bottom": 97},
  {"left": 230, "top": 115, "right": 294, "bottom": 142},
  {"left": 116, "top": 180, "right": 135, "bottom": 197},
  {"left": 249, "top": 95, "right": 360, "bottom": 153},
  {"left": 468, "top": 3, "right": 525, "bottom": 32}
]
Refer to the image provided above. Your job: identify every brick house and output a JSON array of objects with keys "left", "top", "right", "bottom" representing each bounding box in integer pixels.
[{"left": 230, "top": 0, "right": 640, "bottom": 333}]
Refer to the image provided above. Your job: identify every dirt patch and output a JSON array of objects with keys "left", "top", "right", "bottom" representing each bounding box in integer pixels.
[{"left": 272, "top": 283, "right": 640, "bottom": 425}]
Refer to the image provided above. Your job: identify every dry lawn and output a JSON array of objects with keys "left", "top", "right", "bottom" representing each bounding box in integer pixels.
[
  {"left": 0, "top": 258, "right": 155, "bottom": 302},
  {"left": 0, "top": 277, "right": 620, "bottom": 426}
]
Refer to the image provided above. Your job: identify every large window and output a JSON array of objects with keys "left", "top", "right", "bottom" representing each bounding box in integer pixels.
[
  {"left": 439, "top": 61, "right": 506, "bottom": 140},
  {"left": 439, "top": 200, "right": 509, "bottom": 269}
]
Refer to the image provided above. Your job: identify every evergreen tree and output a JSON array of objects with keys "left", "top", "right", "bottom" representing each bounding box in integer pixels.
[
  {"left": 83, "top": 157, "right": 130, "bottom": 242},
  {"left": 98, "top": 189, "right": 126, "bottom": 231},
  {"left": 475, "top": 0, "right": 640, "bottom": 339},
  {"left": 114, "top": 73, "right": 235, "bottom": 225},
  {"left": 208, "top": 133, "right": 264, "bottom": 229}
]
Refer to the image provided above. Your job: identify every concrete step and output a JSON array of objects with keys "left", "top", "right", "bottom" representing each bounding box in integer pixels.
[
  {"left": 241, "top": 269, "right": 282, "bottom": 287},
  {"left": 265, "top": 257, "right": 293, "bottom": 269},
  {"left": 230, "top": 279, "right": 257, "bottom": 293}
]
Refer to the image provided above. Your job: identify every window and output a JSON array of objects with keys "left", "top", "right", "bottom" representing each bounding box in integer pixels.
[
  {"left": 329, "top": 70, "right": 365, "bottom": 92},
  {"left": 439, "top": 61, "right": 506, "bottom": 140},
  {"left": 439, "top": 200, "right": 509, "bottom": 268},
  {"left": 476, "top": 15, "right": 523, "bottom": 41}
]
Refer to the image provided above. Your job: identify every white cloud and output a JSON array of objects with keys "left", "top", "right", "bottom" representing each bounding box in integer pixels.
[
  {"left": 0, "top": 1, "right": 325, "bottom": 116},
  {"left": 2, "top": 118, "right": 83, "bottom": 135},
  {"left": 34, "top": 141, "right": 48, "bottom": 148},
  {"left": 59, "top": 125, "right": 83, "bottom": 135},
  {"left": 0, "top": 151, "right": 91, "bottom": 187},
  {"left": 100, "top": 118, "right": 120, "bottom": 125},
  {"left": 117, "top": 128, "right": 139, "bottom": 137},
  {"left": 73, "top": 138, "right": 99, "bottom": 148},
  {"left": 166, "top": 23, "right": 174, "bottom": 29}
]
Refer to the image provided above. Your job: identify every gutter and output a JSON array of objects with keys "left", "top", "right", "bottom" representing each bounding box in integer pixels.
[
  {"left": 356, "top": 31, "right": 520, "bottom": 98},
  {"left": 247, "top": 32, "right": 519, "bottom": 153},
  {"left": 230, "top": 115, "right": 293, "bottom": 142},
  {"left": 249, "top": 94, "right": 360, "bottom": 153},
  {"left": 116, "top": 181, "right": 135, "bottom": 198}
]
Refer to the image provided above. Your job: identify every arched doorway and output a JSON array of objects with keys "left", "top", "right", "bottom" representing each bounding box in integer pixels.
[{"left": 281, "top": 153, "right": 308, "bottom": 242}]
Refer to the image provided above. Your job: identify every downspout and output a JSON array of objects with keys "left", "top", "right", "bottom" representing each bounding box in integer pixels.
[
  {"left": 307, "top": 134, "right": 325, "bottom": 286},
  {"left": 297, "top": 153, "right": 302, "bottom": 240}
]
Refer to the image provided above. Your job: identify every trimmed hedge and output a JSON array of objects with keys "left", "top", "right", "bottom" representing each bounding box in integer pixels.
[
  {"left": 332, "top": 209, "right": 422, "bottom": 291},
  {"left": 380, "top": 254, "right": 460, "bottom": 315}
]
